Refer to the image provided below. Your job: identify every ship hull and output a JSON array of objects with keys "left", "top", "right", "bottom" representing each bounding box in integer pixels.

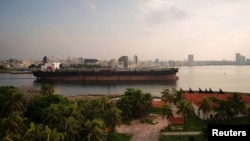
[{"left": 33, "top": 68, "right": 179, "bottom": 81}]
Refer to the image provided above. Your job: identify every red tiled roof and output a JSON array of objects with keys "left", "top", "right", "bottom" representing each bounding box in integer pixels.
[
  {"left": 170, "top": 117, "right": 183, "bottom": 124},
  {"left": 152, "top": 101, "right": 164, "bottom": 108},
  {"left": 184, "top": 92, "right": 250, "bottom": 107}
]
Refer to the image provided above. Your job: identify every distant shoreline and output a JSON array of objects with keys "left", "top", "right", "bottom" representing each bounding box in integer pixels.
[
  {"left": 67, "top": 93, "right": 162, "bottom": 100},
  {"left": 0, "top": 70, "right": 33, "bottom": 74},
  {"left": 8, "top": 71, "right": 32, "bottom": 74}
]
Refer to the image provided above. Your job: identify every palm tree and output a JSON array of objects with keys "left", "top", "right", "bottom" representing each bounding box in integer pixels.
[
  {"left": 0, "top": 112, "right": 26, "bottom": 140},
  {"left": 116, "top": 96, "right": 133, "bottom": 120},
  {"left": 26, "top": 94, "right": 68, "bottom": 123},
  {"left": 116, "top": 88, "right": 152, "bottom": 121},
  {"left": 132, "top": 89, "right": 146, "bottom": 120},
  {"left": 227, "top": 93, "right": 247, "bottom": 120},
  {"left": 40, "top": 84, "right": 54, "bottom": 96},
  {"left": 1, "top": 86, "right": 26, "bottom": 116},
  {"left": 161, "top": 103, "right": 173, "bottom": 126},
  {"left": 143, "top": 93, "right": 153, "bottom": 116},
  {"left": 173, "top": 90, "right": 184, "bottom": 104},
  {"left": 1, "top": 135, "right": 13, "bottom": 141},
  {"left": 198, "top": 97, "right": 212, "bottom": 120},
  {"left": 77, "top": 99, "right": 90, "bottom": 111},
  {"left": 24, "top": 122, "right": 37, "bottom": 140},
  {"left": 76, "top": 99, "right": 90, "bottom": 120},
  {"left": 61, "top": 116, "right": 80, "bottom": 141},
  {"left": 213, "top": 100, "right": 232, "bottom": 123},
  {"left": 50, "top": 128, "right": 64, "bottom": 141},
  {"left": 63, "top": 102, "right": 82, "bottom": 120},
  {"left": 105, "top": 107, "right": 122, "bottom": 132},
  {"left": 24, "top": 122, "right": 45, "bottom": 141},
  {"left": 176, "top": 99, "right": 194, "bottom": 130},
  {"left": 38, "top": 125, "right": 64, "bottom": 141},
  {"left": 7, "top": 89, "right": 26, "bottom": 113},
  {"left": 161, "top": 88, "right": 174, "bottom": 103},
  {"left": 24, "top": 123, "right": 64, "bottom": 141},
  {"left": 124, "top": 88, "right": 135, "bottom": 97},
  {"left": 92, "top": 96, "right": 111, "bottom": 115},
  {"left": 42, "top": 104, "right": 62, "bottom": 128},
  {"left": 82, "top": 119, "right": 107, "bottom": 141}
]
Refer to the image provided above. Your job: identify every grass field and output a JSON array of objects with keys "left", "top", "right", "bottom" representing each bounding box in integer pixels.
[{"left": 159, "top": 112, "right": 250, "bottom": 141}]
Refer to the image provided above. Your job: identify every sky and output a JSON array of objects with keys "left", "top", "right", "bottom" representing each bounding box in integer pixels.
[{"left": 1, "top": 0, "right": 250, "bottom": 61}]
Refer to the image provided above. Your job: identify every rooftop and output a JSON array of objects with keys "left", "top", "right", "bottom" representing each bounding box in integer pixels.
[
  {"left": 170, "top": 117, "right": 183, "bottom": 125},
  {"left": 152, "top": 101, "right": 165, "bottom": 108},
  {"left": 183, "top": 92, "right": 250, "bottom": 107}
]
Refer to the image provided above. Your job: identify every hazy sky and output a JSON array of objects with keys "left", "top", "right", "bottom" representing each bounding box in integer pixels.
[{"left": 1, "top": 0, "right": 250, "bottom": 61}]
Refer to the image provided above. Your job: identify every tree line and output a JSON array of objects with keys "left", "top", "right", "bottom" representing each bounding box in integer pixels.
[
  {"left": 1, "top": 84, "right": 250, "bottom": 141},
  {"left": 0, "top": 84, "right": 155, "bottom": 141},
  {"left": 0, "top": 84, "right": 122, "bottom": 141}
]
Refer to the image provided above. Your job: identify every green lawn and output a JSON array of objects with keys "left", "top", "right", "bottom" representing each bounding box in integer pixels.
[
  {"left": 159, "top": 135, "right": 207, "bottom": 141},
  {"left": 159, "top": 110, "right": 250, "bottom": 141},
  {"left": 161, "top": 114, "right": 205, "bottom": 132},
  {"left": 108, "top": 132, "right": 132, "bottom": 141}
]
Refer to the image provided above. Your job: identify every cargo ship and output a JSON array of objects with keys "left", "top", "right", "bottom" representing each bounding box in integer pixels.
[{"left": 32, "top": 63, "right": 179, "bottom": 81}]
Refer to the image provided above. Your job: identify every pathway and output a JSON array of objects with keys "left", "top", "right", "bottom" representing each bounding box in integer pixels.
[
  {"left": 116, "top": 115, "right": 168, "bottom": 141},
  {"left": 116, "top": 115, "right": 201, "bottom": 141}
]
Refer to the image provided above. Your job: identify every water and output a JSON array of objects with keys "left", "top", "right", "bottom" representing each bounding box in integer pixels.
[
  {"left": 177, "top": 65, "right": 250, "bottom": 93},
  {"left": 1, "top": 66, "right": 250, "bottom": 96}
]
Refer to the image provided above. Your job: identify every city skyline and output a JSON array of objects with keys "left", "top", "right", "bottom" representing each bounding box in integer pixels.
[
  {"left": 1, "top": 52, "right": 249, "bottom": 63},
  {"left": 1, "top": 0, "right": 250, "bottom": 61}
]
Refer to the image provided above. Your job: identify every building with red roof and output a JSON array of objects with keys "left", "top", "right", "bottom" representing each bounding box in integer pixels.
[
  {"left": 183, "top": 91, "right": 250, "bottom": 120},
  {"left": 152, "top": 100, "right": 165, "bottom": 108},
  {"left": 170, "top": 117, "right": 183, "bottom": 125}
]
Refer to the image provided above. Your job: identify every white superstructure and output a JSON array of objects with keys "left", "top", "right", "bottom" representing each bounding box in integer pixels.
[{"left": 41, "top": 62, "right": 61, "bottom": 72}]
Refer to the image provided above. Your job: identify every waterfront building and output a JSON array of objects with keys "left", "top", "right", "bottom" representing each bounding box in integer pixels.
[
  {"left": 118, "top": 57, "right": 125, "bottom": 69},
  {"left": 83, "top": 58, "right": 98, "bottom": 65},
  {"left": 188, "top": 54, "right": 194, "bottom": 66},
  {"left": 155, "top": 59, "right": 159, "bottom": 64},
  {"left": 184, "top": 92, "right": 250, "bottom": 120},
  {"left": 235, "top": 53, "right": 245, "bottom": 64},
  {"left": 118, "top": 56, "right": 129, "bottom": 69},
  {"left": 133, "top": 55, "right": 138, "bottom": 64}
]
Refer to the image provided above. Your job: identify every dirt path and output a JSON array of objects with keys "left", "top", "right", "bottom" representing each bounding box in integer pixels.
[{"left": 116, "top": 115, "right": 168, "bottom": 141}]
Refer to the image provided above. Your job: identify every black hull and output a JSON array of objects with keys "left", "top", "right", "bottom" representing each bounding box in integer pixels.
[{"left": 33, "top": 68, "right": 179, "bottom": 81}]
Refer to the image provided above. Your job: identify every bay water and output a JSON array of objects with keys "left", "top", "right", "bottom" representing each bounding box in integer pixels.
[{"left": 1, "top": 66, "right": 250, "bottom": 97}]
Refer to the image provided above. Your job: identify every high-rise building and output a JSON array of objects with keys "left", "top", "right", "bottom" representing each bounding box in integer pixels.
[
  {"left": 122, "top": 56, "right": 129, "bottom": 68},
  {"left": 133, "top": 55, "right": 138, "bottom": 64},
  {"left": 235, "top": 53, "right": 245, "bottom": 64},
  {"left": 188, "top": 54, "right": 194, "bottom": 65},
  {"left": 155, "top": 59, "right": 159, "bottom": 64},
  {"left": 118, "top": 56, "right": 129, "bottom": 69},
  {"left": 236, "top": 53, "right": 241, "bottom": 63}
]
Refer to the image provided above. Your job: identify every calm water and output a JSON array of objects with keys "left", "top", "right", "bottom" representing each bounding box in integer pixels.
[{"left": 1, "top": 66, "right": 250, "bottom": 96}]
